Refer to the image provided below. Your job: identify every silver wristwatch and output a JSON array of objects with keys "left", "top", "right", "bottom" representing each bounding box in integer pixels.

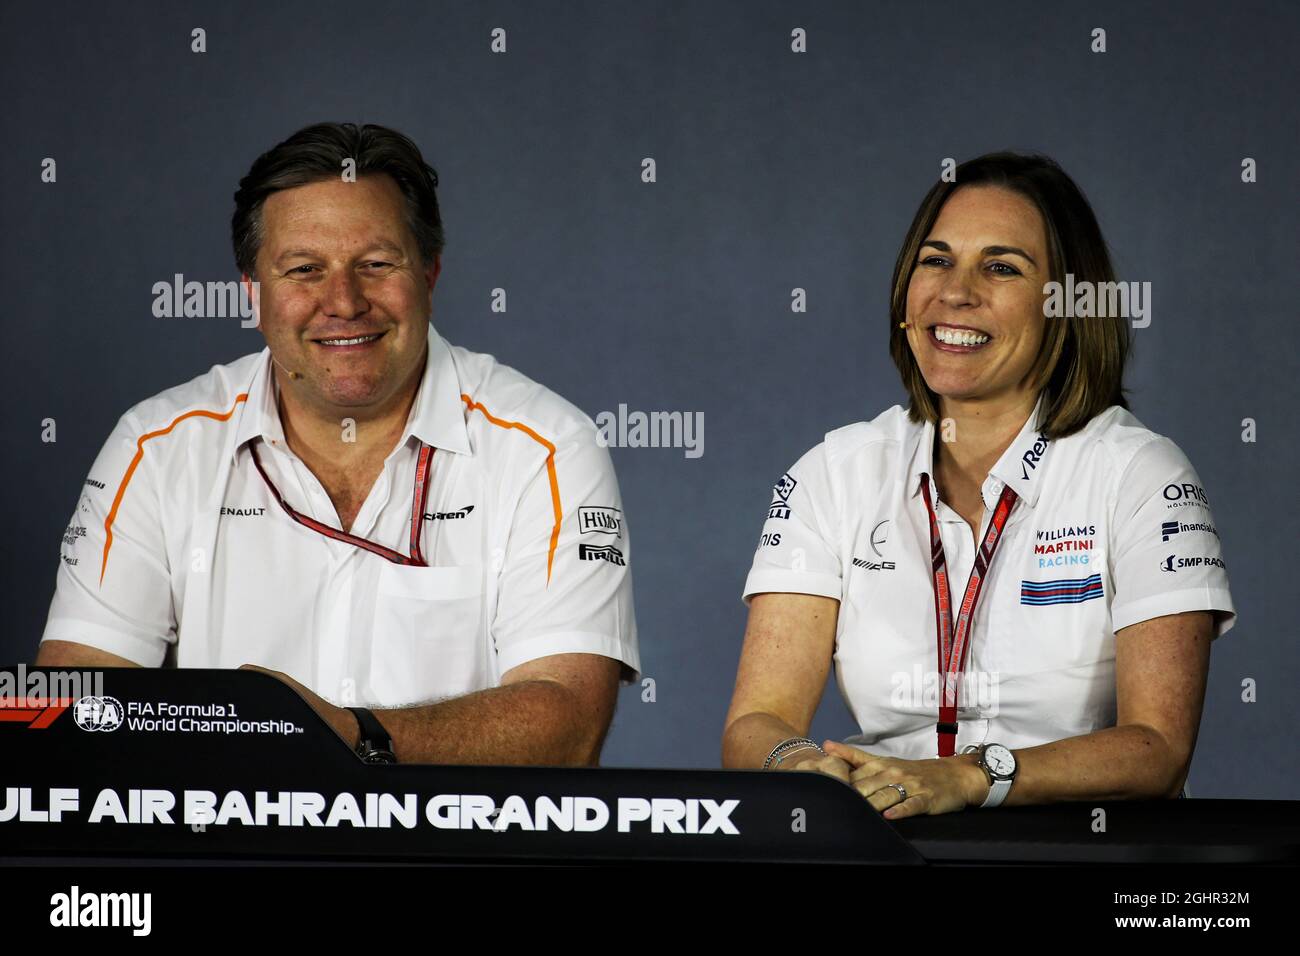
[{"left": 965, "top": 743, "right": 1017, "bottom": 808}]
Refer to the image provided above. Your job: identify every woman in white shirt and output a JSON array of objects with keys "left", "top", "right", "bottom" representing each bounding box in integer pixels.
[{"left": 722, "top": 152, "right": 1234, "bottom": 819}]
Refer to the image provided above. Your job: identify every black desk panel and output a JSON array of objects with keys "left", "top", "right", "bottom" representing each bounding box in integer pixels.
[{"left": 2, "top": 667, "right": 1294, "bottom": 865}]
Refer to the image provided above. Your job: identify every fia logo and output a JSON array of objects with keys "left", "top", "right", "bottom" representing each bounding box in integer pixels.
[{"left": 73, "top": 695, "right": 124, "bottom": 732}]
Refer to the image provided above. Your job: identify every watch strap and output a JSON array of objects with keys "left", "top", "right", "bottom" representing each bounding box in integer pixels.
[
  {"left": 981, "top": 776, "right": 1012, "bottom": 808},
  {"left": 976, "top": 744, "right": 1015, "bottom": 808},
  {"left": 348, "top": 707, "right": 396, "bottom": 764}
]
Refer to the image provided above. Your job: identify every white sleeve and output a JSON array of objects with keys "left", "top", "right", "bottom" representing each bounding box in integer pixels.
[
  {"left": 40, "top": 413, "right": 176, "bottom": 665},
  {"left": 742, "top": 441, "right": 843, "bottom": 603},
  {"left": 1108, "top": 436, "right": 1235, "bottom": 638},
  {"left": 490, "top": 423, "right": 640, "bottom": 681}
]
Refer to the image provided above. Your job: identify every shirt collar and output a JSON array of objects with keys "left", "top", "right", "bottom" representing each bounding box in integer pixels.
[
  {"left": 904, "top": 393, "right": 1051, "bottom": 510},
  {"left": 232, "top": 323, "right": 472, "bottom": 466}
]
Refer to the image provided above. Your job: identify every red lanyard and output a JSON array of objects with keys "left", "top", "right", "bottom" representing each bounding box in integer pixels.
[
  {"left": 918, "top": 474, "right": 1019, "bottom": 757},
  {"left": 249, "top": 440, "right": 435, "bottom": 566}
]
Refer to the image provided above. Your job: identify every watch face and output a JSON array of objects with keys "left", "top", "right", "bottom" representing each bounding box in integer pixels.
[{"left": 985, "top": 744, "right": 1015, "bottom": 777}]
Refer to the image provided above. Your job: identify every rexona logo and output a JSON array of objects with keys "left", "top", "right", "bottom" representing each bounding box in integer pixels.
[
  {"left": 424, "top": 505, "right": 475, "bottom": 521},
  {"left": 73, "top": 696, "right": 125, "bottom": 732},
  {"left": 578, "top": 506, "right": 623, "bottom": 537},
  {"left": 1020, "top": 434, "right": 1048, "bottom": 480}
]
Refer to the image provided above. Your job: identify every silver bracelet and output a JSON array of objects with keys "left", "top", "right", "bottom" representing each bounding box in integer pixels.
[
  {"left": 772, "top": 744, "right": 820, "bottom": 768},
  {"left": 763, "top": 736, "right": 824, "bottom": 770}
]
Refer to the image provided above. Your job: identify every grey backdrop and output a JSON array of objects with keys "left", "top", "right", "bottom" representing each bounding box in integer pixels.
[{"left": 2, "top": 1, "right": 1295, "bottom": 797}]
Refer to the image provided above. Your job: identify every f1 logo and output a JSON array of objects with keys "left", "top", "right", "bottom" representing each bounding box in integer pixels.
[{"left": 0, "top": 697, "right": 74, "bottom": 729}]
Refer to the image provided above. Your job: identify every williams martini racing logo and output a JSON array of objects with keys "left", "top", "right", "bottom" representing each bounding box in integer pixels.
[
  {"left": 1033, "top": 524, "right": 1096, "bottom": 568},
  {"left": 768, "top": 473, "right": 797, "bottom": 520},
  {"left": 1020, "top": 574, "right": 1103, "bottom": 606}
]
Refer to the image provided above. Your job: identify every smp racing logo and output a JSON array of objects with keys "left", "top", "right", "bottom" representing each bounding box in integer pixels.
[{"left": 1161, "top": 554, "right": 1227, "bottom": 573}]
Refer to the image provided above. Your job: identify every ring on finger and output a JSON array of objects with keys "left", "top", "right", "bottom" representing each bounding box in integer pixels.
[{"left": 874, "top": 782, "right": 907, "bottom": 802}]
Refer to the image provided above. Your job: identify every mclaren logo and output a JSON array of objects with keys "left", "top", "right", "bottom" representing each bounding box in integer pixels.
[{"left": 424, "top": 505, "right": 475, "bottom": 521}]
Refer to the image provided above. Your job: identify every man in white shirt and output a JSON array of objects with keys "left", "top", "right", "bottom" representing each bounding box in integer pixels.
[{"left": 38, "top": 122, "right": 639, "bottom": 766}]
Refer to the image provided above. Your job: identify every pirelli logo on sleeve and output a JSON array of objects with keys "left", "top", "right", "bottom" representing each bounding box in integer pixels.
[{"left": 579, "top": 544, "right": 626, "bottom": 566}]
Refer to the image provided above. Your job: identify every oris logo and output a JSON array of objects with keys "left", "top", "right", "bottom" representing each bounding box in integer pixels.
[
  {"left": 73, "top": 695, "right": 124, "bottom": 732},
  {"left": 1162, "top": 482, "right": 1210, "bottom": 507}
]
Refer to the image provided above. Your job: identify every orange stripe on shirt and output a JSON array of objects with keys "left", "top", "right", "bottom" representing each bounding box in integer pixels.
[
  {"left": 100, "top": 394, "right": 249, "bottom": 585},
  {"left": 460, "top": 393, "right": 561, "bottom": 586}
]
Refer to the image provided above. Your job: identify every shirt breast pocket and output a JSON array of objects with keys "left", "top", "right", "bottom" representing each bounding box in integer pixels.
[
  {"left": 370, "top": 563, "right": 486, "bottom": 703},
  {"left": 989, "top": 567, "right": 1113, "bottom": 677}
]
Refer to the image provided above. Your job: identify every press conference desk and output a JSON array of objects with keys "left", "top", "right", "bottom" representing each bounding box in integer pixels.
[{"left": 3, "top": 667, "right": 1296, "bottom": 866}]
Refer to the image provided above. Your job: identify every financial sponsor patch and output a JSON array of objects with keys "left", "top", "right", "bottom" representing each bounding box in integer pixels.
[{"left": 1159, "top": 519, "right": 1218, "bottom": 541}]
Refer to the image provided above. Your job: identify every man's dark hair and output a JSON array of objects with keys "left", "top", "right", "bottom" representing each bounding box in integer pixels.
[{"left": 232, "top": 122, "right": 443, "bottom": 278}]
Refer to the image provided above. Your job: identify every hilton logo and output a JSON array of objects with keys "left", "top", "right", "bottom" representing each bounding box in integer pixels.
[{"left": 578, "top": 506, "right": 623, "bottom": 537}]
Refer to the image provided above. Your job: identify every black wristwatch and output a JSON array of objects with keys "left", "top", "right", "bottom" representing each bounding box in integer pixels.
[{"left": 348, "top": 707, "right": 397, "bottom": 764}]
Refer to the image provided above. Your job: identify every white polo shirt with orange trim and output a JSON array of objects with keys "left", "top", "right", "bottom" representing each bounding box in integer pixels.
[
  {"left": 43, "top": 324, "right": 640, "bottom": 707},
  {"left": 743, "top": 396, "right": 1235, "bottom": 761}
]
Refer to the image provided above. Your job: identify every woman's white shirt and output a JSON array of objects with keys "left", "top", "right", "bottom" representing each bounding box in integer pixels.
[{"left": 742, "top": 396, "right": 1235, "bottom": 760}]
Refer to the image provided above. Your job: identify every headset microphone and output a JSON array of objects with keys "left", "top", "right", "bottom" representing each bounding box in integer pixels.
[{"left": 272, "top": 356, "right": 301, "bottom": 381}]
